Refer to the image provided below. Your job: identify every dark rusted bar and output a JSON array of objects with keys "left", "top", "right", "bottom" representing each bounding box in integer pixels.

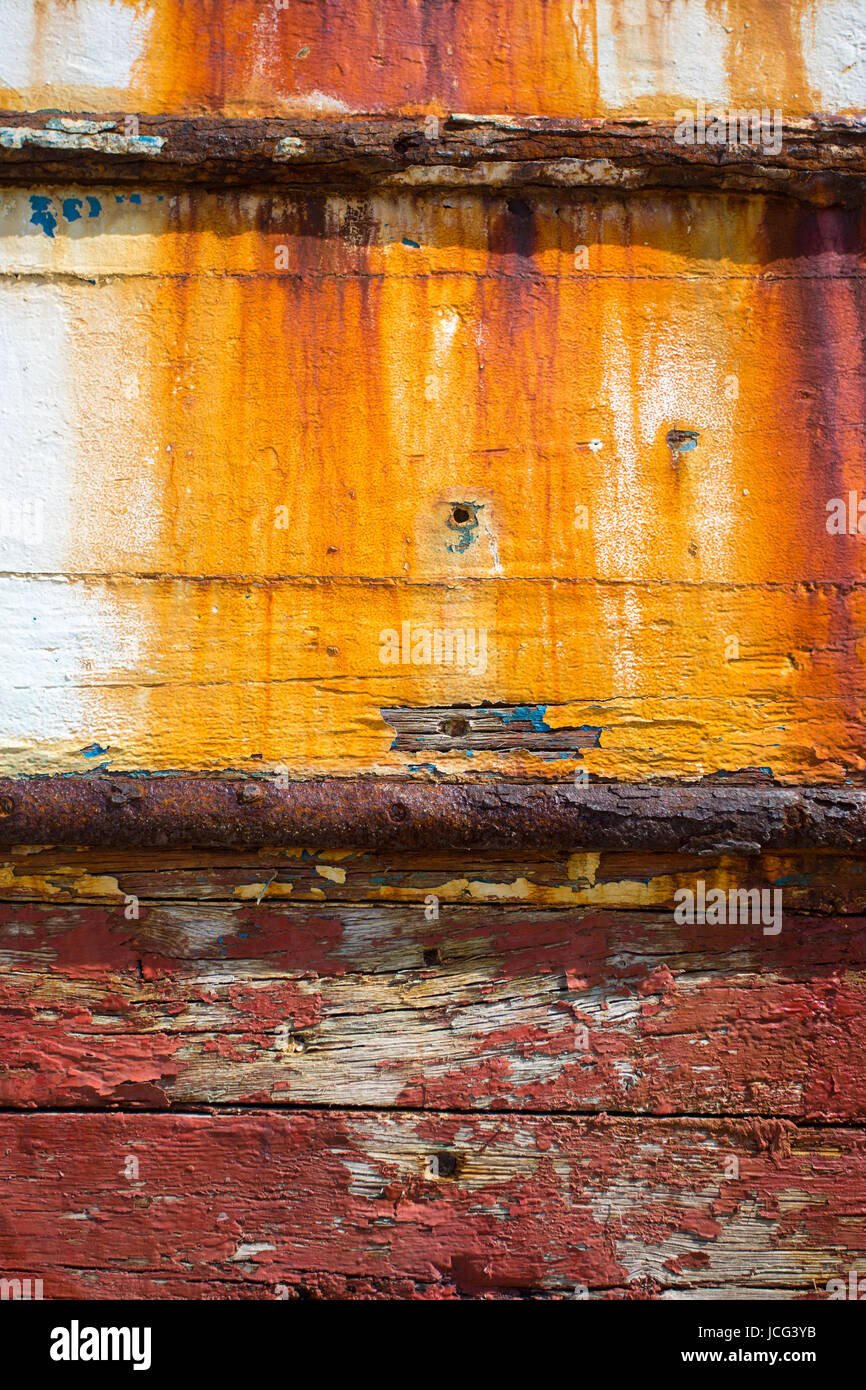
[
  {"left": 1, "top": 776, "right": 865, "bottom": 852},
  {"left": 1, "top": 113, "right": 866, "bottom": 199}
]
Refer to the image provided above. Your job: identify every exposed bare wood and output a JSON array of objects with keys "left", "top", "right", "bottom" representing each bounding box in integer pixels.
[
  {"left": 382, "top": 705, "right": 602, "bottom": 752},
  {"left": 4, "top": 844, "right": 866, "bottom": 914},
  {"left": 1, "top": 901, "right": 864, "bottom": 1118},
  {"left": 2, "top": 1110, "right": 863, "bottom": 1298}
]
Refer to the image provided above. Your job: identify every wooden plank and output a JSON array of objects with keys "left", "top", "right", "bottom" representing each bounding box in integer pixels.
[
  {"left": 4, "top": 845, "right": 866, "bottom": 914},
  {"left": 3, "top": 183, "right": 866, "bottom": 779},
  {"left": 3, "top": 575, "right": 866, "bottom": 778},
  {"left": 2, "top": 901, "right": 864, "bottom": 1117},
  {"left": 382, "top": 705, "right": 602, "bottom": 752},
  {"left": 1, "top": 1111, "right": 864, "bottom": 1298},
  {"left": 2, "top": 186, "right": 866, "bottom": 591}
]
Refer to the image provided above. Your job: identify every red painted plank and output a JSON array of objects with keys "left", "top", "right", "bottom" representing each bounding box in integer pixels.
[
  {"left": 1, "top": 1111, "right": 864, "bottom": 1299},
  {"left": 1, "top": 903, "right": 865, "bottom": 1118}
]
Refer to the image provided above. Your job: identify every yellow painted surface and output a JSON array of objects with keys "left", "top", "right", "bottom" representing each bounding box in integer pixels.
[{"left": 2, "top": 184, "right": 865, "bottom": 779}]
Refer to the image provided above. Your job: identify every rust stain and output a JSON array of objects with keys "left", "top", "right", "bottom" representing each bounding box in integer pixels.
[
  {"left": 0, "top": 0, "right": 857, "bottom": 119},
  {"left": 49, "top": 185, "right": 861, "bottom": 778}
]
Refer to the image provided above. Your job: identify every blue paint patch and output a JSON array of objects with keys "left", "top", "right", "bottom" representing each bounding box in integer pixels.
[
  {"left": 81, "top": 742, "right": 109, "bottom": 758},
  {"left": 446, "top": 532, "right": 474, "bottom": 554},
  {"left": 445, "top": 502, "right": 482, "bottom": 554},
  {"left": 29, "top": 196, "right": 57, "bottom": 238},
  {"left": 116, "top": 195, "right": 125, "bottom": 203},
  {"left": 490, "top": 704, "right": 550, "bottom": 732},
  {"left": 86, "top": 197, "right": 102, "bottom": 218},
  {"left": 408, "top": 763, "right": 438, "bottom": 773},
  {"left": 402, "top": 237, "right": 420, "bottom": 248},
  {"left": 62, "top": 197, "right": 83, "bottom": 223},
  {"left": 129, "top": 193, "right": 141, "bottom": 204}
]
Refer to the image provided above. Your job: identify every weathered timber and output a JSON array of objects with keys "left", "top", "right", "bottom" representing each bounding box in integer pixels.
[
  {"left": 4, "top": 844, "right": 866, "bottom": 914},
  {"left": 1, "top": 1111, "right": 863, "bottom": 1298},
  {"left": 1, "top": 902, "right": 864, "bottom": 1117},
  {"left": 3, "top": 777, "right": 866, "bottom": 852},
  {"left": 382, "top": 705, "right": 602, "bottom": 752},
  {"left": 1, "top": 114, "right": 866, "bottom": 199}
]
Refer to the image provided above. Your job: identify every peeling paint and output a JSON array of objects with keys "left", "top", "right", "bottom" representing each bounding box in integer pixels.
[
  {"left": 1, "top": 185, "right": 863, "bottom": 778},
  {"left": 0, "top": 127, "right": 165, "bottom": 156}
]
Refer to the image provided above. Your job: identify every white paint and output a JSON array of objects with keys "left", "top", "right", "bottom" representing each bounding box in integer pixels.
[
  {"left": 433, "top": 306, "right": 461, "bottom": 367},
  {"left": 0, "top": 0, "right": 152, "bottom": 94},
  {"left": 801, "top": 0, "right": 866, "bottom": 112},
  {"left": 229, "top": 1243, "right": 276, "bottom": 1261},
  {"left": 0, "top": 578, "right": 146, "bottom": 752},
  {"left": 0, "top": 128, "right": 165, "bottom": 156},
  {"left": 292, "top": 90, "right": 355, "bottom": 115},
  {"left": 0, "top": 282, "right": 75, "bottom": 575},
  {"left": 274, "top": 137, "right": 307, "bottom": 159},
  {"left": 595, "top": 305, "right": 738, "bottom": 584},
  {"left": 0, "top": 276, "right": 149, "bottom": 760},
  {"left": 249, "top": 8, "right": 356, "bottom": 114},
  {"left": 594, "top": 0, "right": 729, "bottom": 108}
]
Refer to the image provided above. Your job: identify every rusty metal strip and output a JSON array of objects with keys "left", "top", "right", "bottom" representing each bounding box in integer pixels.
[
  {"left": 1, "top": 114, "right": 866, "bottom": 198},
  {"left": 1, "top": 776, "right": 865, "bottom": 852}
]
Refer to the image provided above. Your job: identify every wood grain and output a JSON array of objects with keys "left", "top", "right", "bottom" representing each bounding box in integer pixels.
[
  {"left": 3, "top": 185, "right": 866, "bottom": 779},
  {"left": 4, "top": 845, "right": 866, "bottom": 913},
  {"left": 2, "top": 900, "right": 864, "bottom": 1119},
  {"left": 1, "top": 1110, "right": 863, "bottom": 1298}
]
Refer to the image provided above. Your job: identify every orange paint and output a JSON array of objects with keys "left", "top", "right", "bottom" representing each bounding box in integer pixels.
[
  {"left": 14, "top": 187, "right": 849, "bottom": 779},
  {"left": 0, "top": 0, "right": 853, "bottom": 119}
]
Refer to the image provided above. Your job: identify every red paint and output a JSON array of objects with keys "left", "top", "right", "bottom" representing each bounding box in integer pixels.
[
  {"left": 1, "top": 1111, "right": 863, "bottom": 1298},
  {"left": 2, "top": 903, "right": 865, "bottom": 1118}
]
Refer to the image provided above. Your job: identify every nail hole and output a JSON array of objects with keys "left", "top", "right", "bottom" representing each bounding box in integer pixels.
[
  {"left": 423, "top": 948, "right": 441, "bottom": 967},
  {"left": 447, "top": 501, "right": 478, "bottom": 530},
  {"left": 429, "top": 1151, "right": 458, "bottom": 1178},
  {"left": 439, "top": 716, "right": 469, "bottom": 738}
]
